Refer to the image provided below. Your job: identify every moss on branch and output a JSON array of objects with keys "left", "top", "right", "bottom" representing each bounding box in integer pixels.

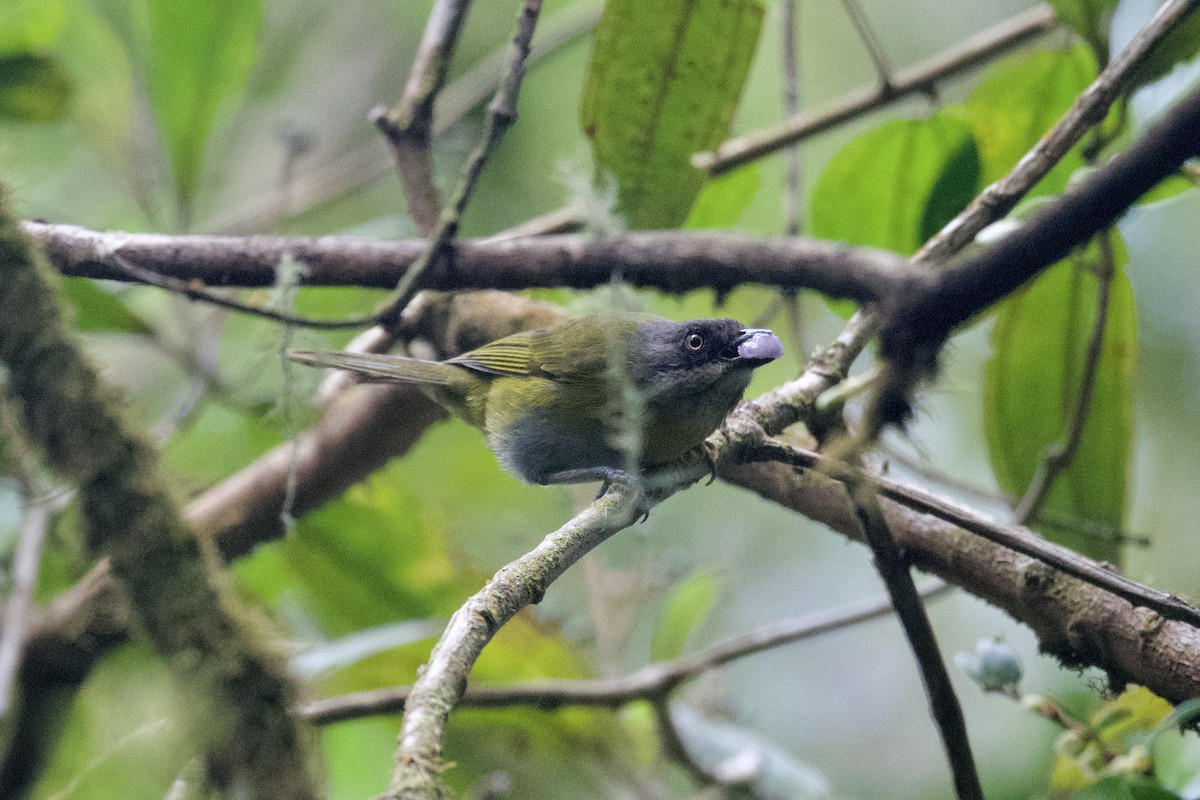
[{"left": 0, "top": 188, "right": 318, "bottom": 800}]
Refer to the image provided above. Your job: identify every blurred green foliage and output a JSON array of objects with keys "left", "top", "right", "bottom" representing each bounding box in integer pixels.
[{"left": 3, "top": 0, "right": 1200, "bottom": 799}]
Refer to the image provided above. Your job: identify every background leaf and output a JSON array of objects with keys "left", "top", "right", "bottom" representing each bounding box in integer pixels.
[
  {"left": 984, "top": 234, "right": 1136, "bottom": 564},
  {"left": 650, "top": 571, "right": 717, "bottom": 662},
  {"left": 963, "top": 45, "right": 1098, "bottom": 199},
  {"left": 0, "top": 0, "right": 67, "bottom": 55},
  {"left": 0, "top": 53, "right": 70, "bottom": 122},
  {"left": 144, "top": 0, "right": 261, "bottom": 218},
  {"left": 581, "top": 0, "right": 763, "bottom": 228},
  {"left": 1050, "top": 0, "right": 1119, "bottom": 60},
  {"left": 810, "top": 113, "right": 979, "bottom": 257},
  {"left": 61, "top": 279, "right": 151, "bottom": 334}
]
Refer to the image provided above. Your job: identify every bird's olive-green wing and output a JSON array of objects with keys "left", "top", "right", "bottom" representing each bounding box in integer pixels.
[{"left": 446, "top": 315, "right": 643, "bottom": 380}]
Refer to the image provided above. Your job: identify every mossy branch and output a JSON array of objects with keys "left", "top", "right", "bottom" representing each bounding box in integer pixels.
[{"left": 0, "top": 187, "right": 318, "bottom": 800}]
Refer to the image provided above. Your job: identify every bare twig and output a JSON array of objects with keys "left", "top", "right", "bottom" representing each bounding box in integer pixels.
[
  {"left": 779, "top": 0, "right": 804, "bottom": 238},
  {"left": 201, "top": 3, "right": 599, "bottom": 236},
  {"left": 0, "top": 501, "right": 51, "bottom": 723},
  {"left": 911, "top": 0, "right": 1200, "bottom": 265},
  {"left": 879, "top": 443, "right": 1150, "bottom": 547},
  {"left": 301, "top": 580, "right": 948, "bottom": 724},
  {"left": 1012, "top": 231, "right": 1117, "bottom": 525},
  {"left": 839, "top": 0, "right": 892, "bottom": 86},
  {"left": 693, "top": 4, "right": 1056, "bottom": 174},
  {"left": 373, "top": 0, "right": 473, "bottom": 234},
  {"left": 376, "top": 0, "right": 546, "bottom": 329},
  {"left": 745, "top": 439, "right": 1200, "bottom": 628},
  {"left": 848, "top": 485, "right": 981, "bottom": 800},
  {"left": 104, "top": 251, "right": 374, "bottom": 329}
]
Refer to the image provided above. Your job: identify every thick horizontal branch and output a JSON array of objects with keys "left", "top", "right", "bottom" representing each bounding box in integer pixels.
[{"left": 24, "top": 222, "right": 914, "bottom": 303}]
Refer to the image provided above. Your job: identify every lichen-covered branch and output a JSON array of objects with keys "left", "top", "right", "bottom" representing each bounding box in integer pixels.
[
  {"left": 0, "top": 189, "right": 318, "bottom": 800},
  {"left": 25, "top": 223, "right": 912, "bottom": 304}
]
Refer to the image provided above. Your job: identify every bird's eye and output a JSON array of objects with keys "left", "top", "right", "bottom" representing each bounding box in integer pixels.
[{"left": 685, "top": 332, "right": 705, "bottom": 351}]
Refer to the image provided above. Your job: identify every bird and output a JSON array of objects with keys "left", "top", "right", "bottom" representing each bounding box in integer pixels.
[{"left": 289, "top": 313, "right": 783, "bottom": 486}]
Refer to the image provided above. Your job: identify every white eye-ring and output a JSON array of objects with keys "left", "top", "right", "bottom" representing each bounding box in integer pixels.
[{"left": 685, "top": 332, "right": 704, "bottom": 351}]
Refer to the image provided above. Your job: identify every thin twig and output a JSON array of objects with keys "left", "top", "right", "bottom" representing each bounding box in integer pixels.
[
  {"left": 911, "top": 0, "right": 1200, "bottom": 265},
  {"left": 373, "top": 0, "right": 473, "bottom": 235},
  {"left": 653, "top": 698, "right": 720, "bottom": 788},
  {"left": 376, "top": 0, "right": 545, "bottom": 329},
  {"left": 746, "top": 440, "right": 1200, "bottom": 628},
  {"left": 839, "top": 0, "right": 892, "bottom": 87},
  {"left": 693, "top": 4, "right": 1056, "bottom": 174},
  {"left": 0, "top": 501, "right": 51, "bottom": 723},
  {"left": 1012, "top": 230, "right": 1117, "bottom": 525},
  {"left": 300, "top": 580, "right": 948, "bottom": 725},
  {"left": 779, "top": 0, "right": 804, "bottom": 238},
  {"left": 200, "top": 2, "right": 599, "bottom": 236},
  {"left": 879, "top": 443, "right": 1150, "bottom": 547},
  {"left": 849, "top": 485, "right": 982, "bottom": 800},
  {"left": 104, "top": 252, "right": 374, "bottom": 329},
  {"left": 384, "top": 482, "right": 644, "bottom": 799}
]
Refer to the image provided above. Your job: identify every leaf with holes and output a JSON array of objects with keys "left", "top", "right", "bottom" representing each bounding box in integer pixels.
[{"left": 581, "top": 0, "right": 763, "bottom": 229}]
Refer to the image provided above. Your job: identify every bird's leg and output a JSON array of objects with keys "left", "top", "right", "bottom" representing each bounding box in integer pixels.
[
  {"left": 543, "top": 466, "right": 636, "bottom": 491},
  {"left": 541, "top": 467, "right": 653, "bottom": 522}
]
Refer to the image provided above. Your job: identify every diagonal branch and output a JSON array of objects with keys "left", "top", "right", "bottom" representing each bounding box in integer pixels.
[
  {"left": 301, "top": 581, "right": 948, "bottom": 725},
  {"left": 849, "top": 485, "right": 981, "bottom": 800},
  {"left": 376, "top": 0, "right": 545, "bottom": 329},
  {"left": 373, "top": 0, "right": 473, "bottom": 234},
  {"left": 693, "top": 4, "right": 1057, "bottom": 174},
  {"left": 879, "top": 82, "right": 1200, "bottom": 364}
]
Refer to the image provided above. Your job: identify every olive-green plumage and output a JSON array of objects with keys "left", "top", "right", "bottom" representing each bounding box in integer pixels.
[{"left": 290, "top": 314, "right": 782, "bottom": 485}]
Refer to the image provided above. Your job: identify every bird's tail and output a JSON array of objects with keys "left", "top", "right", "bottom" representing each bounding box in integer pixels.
[{"left": 288, "top": 350, "right": 462, "bottom": 385}]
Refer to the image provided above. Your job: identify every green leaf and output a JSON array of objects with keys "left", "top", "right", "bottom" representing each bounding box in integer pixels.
[
  {"left": 1138, "top": 174, "right": 1196, "bottom": 205},
  {"left": 811, "top": 113, "right": 979, "bottom": 257},
  {"left": 1071, "top": 775, "right": 1183, "bottom": 799},
  {"left": 1124, "top": 4, "right": 1200, "bottom": 88},
  {"left": 581, "top": 0, "right": 763, "bottom": 229},
  {"left": 651, "top": 571, "right": 717, "bottom": 662},
  {"left": 0, "top": 0, "right": 67, "bottom": 55},
  {"left": 1050, "top": 0, "right": 1118, "bottom": 59},
  {"left": 0, "top": 52, "right": 70, "bottom": 121},
  {"left": 144, "top": 0, "right": 261, "bottom": 216},
  {"left": 684, "top": 164, "right": 761, "bottom": 229},
  {"left": 964, "top": 45, "right": 1098, "bottom": 198},
  {"left": 60, "top": 279, "right": 151, "bottom": 334},
  {"left": 984, "top": 234, "right": 1136, "bottom": 564}
]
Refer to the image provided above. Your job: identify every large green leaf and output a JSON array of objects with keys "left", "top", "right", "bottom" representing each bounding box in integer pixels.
[
  {"left": 811, "top": 113, "right": 979, "bottom": 256},
  {"left": 983, "top": 234, "right": 1136, "bottom": 564},
  {"left": 963, "top": 45, "right": 1098, "bottom": 199},
  {"left": 0, "top": 52, "right": 70, "bottom": 121},
  {"left": 144, "top": 0, "right": 261, "bottom": 217},
  {"left": 581, "top": 0, "right": 763, "bottom": 229}
]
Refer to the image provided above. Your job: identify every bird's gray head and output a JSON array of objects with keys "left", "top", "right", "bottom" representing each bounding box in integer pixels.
[{"left": 629, "top": 317, "right": 784, "bottom": 402}]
